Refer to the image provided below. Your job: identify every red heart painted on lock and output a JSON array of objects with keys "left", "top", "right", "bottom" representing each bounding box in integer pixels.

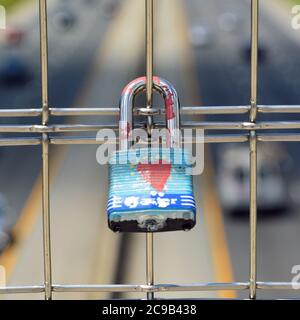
[{"left": 137, "top": 161, "right": 171, "bottom": 192}]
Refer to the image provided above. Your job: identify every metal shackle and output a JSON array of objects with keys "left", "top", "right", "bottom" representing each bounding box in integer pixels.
[{"left": 119, "top": 76, "right": 181, "bottom": 150}]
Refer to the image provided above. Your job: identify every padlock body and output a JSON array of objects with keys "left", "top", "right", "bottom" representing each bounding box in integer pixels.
[{"left": 107, "top": 148, "right": 196, "bottom": 232}]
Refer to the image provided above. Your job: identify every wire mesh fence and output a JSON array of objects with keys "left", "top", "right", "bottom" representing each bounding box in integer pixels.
[{"left": 0, "top": 0, "right": 299, "bottom": 300}]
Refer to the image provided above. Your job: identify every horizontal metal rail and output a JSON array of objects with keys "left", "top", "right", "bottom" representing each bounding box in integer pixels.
[
  {"left": 256, "top": 282, "right": 300, "bottom": 290},
  {"left": 2, "top": 134, "right": 300, "bottom": 148},
  {"left": 50, "top": 107, "right": 120, "bottom": 116},
  {"left": 1, "top": 282, "right": 300, "bottom": 294},
  {"left": 0, "top": 138, "right": 41, "bottom": 146},
  {"left": 0, "top": 109, "right": 42, "bottom": 117},
  {"left": 53, "top": 283, "right": 249, "bottom": 293},
  {"left": 1, "top": 105, "right": 300, "bottom": 117},
  {"left": 257, "top": 134, "right": 300, "bottom": 142},
  {"left": 0, "top": 285, "right": 45, "bottom": 294},
  {"left": 42, "top": 134, "right": 300, "bottom": 144},
  {"left": 183, "top": 121, "right": 300, "bottom": 130},
  {"left": 2, "top": 121, "right": 300, "bottom": 133},
  {"left": 4, "top": 133, "right": 300, "bottom": 147}
]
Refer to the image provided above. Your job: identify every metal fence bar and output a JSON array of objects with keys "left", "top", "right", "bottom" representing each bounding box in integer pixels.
[
  {"left": 3, "top": 131, "right": 300, "bottom": 148},
  {"left": 2, "top": 105, "right": 300, "bottom": 118},
  {"left": 2, "top": 281, "right": 300, "bottom": 294},
  {"left": 4, "top": 132, "right": 300, "bottom": 148},
  {"left": 52, "top": 282, "right": 250, "bottom": 293},
  {"left": 50, "top": 134, "right": 249, "bottom": 145},
  {"left": 257, "top": 134, "right": 300, "bottom": 142},
  {"left": 249, "top": 130, "right": 258, "bottom": 300},
  {"left": 182, "top": 121, "right": 300, "bottom": 130},
  {"left": 0, "top": 109, "right": 42, "bottom": 117},
  {"left": 0, "top": 286, "right": 45, "bottom": 294},
  {"left": 182, "top": 106, "right": 250, "bottom": 114},
  {"left": 0, "top": 138, "right": 41, "bottom": 146},
  {"left": 39, "top": 0, "right": 52, "bottom": 301},
  {"left": 250, "top": 0, "right": 259, "bottom": 123},
  {"left": 0, "top": 124, "right": 117, "bottom": 133},
  {"left": 3, "top": 120, "right": 300, "bottom": 133},
  {"left": 145, "top": 0, "right": 155, "bottom": 301},
  {"left": 258, "top": 105, "right": 300, "bottom": 113},
  {"left": 249, "top": 0, "right": 259, "bottom": 300},
  {"left": 47, "top": 134, "right": 300, "bottom": 144},
  {"left": 50, "top": 107, "right": 120, "bottom": 116},
  {"left": 256, "top": 282, "right": 299, "bottom": 290},
  {"left": 1, "top": 121, "right": 300, "bottom": 138}
]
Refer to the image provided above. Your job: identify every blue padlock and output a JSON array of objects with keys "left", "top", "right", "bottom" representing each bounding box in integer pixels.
[{"left": 107, "top": 77, "right": 196, "bottom": 232}]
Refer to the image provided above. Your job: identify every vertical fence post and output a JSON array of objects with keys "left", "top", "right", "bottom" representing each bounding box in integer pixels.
[
  {"left": 39, "top": 0, "right": 52, "bottom": 300},
  {"left": 145, "top": 0, "right": 154, "bottom": 301},
  {"left": 249, "top": 0, "right": 259, "bottom": 300}
]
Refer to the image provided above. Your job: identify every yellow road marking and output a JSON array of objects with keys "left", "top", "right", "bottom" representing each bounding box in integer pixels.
[
  {"left": 202, "top": 153, "right": 236, "bottom": 299},
  {"left": 176, "top": 0, "right": 236, "bottom": 298},
  {"left": 0, "top": 178, "right": 41, "bottom": 278},
  {"left": 0, "top": 147, "right": 67, "bottom": 280}
]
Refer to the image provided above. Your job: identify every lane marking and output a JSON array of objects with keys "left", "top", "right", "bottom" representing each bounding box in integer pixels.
[
  {"left": 176, "top": 0, "right": 236, "bottom": 299},
  {"left": 0, "top": 147, "right": 67, "bottom": 280},
  {"left": 202, "top": 154, "right": 236, "bottom": 299}
]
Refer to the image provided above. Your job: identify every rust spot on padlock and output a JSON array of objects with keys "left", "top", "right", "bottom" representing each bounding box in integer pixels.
[
  {"left": 164, "top": 87, "right": 175, "bottom": 120},
  {"left": 119, "top": 121, "right": 131, "bottom": 141}
]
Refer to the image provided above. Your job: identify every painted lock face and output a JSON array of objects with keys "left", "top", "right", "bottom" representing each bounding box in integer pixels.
[{"left": 107, "top": 77, "right": 196, "bottom": 233}]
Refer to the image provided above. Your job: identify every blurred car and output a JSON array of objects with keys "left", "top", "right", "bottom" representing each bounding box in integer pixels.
[
  {"left": 0, "top": 55, "right": 31, "bottom": 86},
  {"left": 217, "top": 143, "right": 290, "bottom": 213},
  {"left": 218, "top": 12, "right": 239, "bottom": 33},
  {"left": 241, "top": 42, "right": 268, "bottom": 63},
  {"left": 52, "top": 9, "right": 77, "bottom": 31},
  {"left": 4, "top": 26, "right": 26, "bottom": 47},
  {"left": 0, "top": 194, "right": 13, "bottom": 253},
  {"left": 189, "top": 25, "right": 211, "bottom": 48},
  {"left": 83, "top": 0, "right": 97, "bottom": 5},
  {"left": 101, "top": 0, "right": 120, "bottom": 17}
]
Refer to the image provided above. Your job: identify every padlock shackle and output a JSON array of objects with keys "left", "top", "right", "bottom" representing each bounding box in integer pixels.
[{"left": 119, "top": 76, "right": 181, "bottom": 150}]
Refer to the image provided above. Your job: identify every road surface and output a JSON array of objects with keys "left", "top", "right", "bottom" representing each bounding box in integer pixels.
[{"left": 185, "top": 0, "right": 300, "bottom": 299}]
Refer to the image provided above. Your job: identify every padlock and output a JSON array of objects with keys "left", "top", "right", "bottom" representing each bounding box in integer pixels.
[{"left": 107, "top": 76, "right": 196, "bottom": 232}]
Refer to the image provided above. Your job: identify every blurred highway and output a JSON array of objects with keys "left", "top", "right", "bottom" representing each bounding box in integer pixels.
[
  {"left": 185, "top": 0, "right": 300, "bottom": 299},
  {"left": 0, "top": 0, "right": 300, "bottom": 300}
]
